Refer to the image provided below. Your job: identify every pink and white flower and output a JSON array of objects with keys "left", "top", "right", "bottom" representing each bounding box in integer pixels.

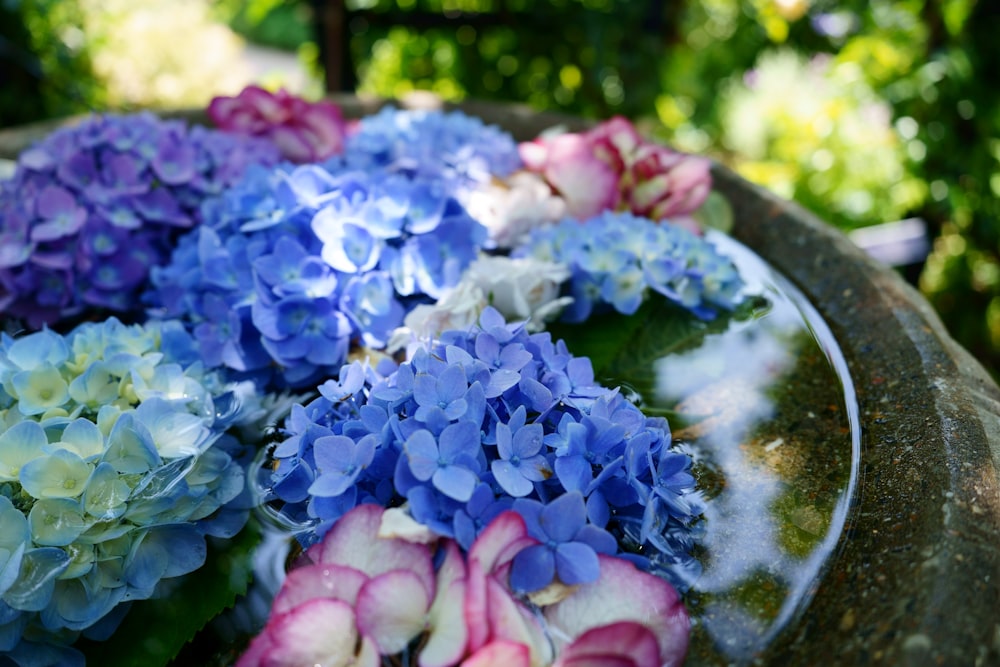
[
  {"left": 239, "top": 504, "right": 690, "bottom": 667},
  {"left": 520, "top": 116, "right": 712, "bottom": 232}
]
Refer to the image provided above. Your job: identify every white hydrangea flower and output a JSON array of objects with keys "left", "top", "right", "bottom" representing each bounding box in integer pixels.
[
  {"left": 464, "top": 172, "right": 567, "bottom": 248},
  {"left": 387, "top": 254, "right": 572, "bottom": 354},
  {"left": 462, "top": 254, "right": 573, "bottom": 331},
  {"left": 387, "top": 280, "right": 488, "bottom": 354}
]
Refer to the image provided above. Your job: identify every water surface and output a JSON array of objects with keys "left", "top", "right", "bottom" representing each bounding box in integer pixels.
[{"left": 603, "top": 232, "right": 861, "bottom": 664}]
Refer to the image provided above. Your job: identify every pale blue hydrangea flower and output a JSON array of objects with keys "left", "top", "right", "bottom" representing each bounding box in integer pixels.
[
  {"left": 0, "top": 317, "right": 259, "bottom": 660},
  {"left": 513, "top": 211, "right": 745, "bottom": 321}
]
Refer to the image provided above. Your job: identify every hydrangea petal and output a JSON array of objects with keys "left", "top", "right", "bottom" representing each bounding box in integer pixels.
[
  {"left": 28, "top": 498, "right": 90, "bottom": 546},
  {"left": 0, "top": 421, "right": 48, "bottom": 481},
  {"left": 102, "top": 413, "right": 161, "bottom": 474},
  {"left": 543, "top": 555, "right": 690, "bottom": 665},
  {"left": 556, "top": 621, "right": 661, "bottom": 667},
  {"left": 11, "top": 365, "right": 70, "bottom": 416},
  {"left": 509, "top": 544, "right": 555, "bottom": 593},
  {"left": 19, "top": 449, "right": 92, "bottom": 500},
  {"left": 355, "top": 569, "right": 431, "bottom": 654},
  {"left": 3, "top": 547, "right": 69, "bottom": 612},
  {"left": 272, "top": 563, "right": 368, "bottom": 614},
  {"left": 82, "top": 462, "right": 130, "bottom": 521}
]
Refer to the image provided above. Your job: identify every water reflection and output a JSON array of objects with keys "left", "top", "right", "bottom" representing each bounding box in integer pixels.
[{"left": 616, "top": 233, "right": 860, "bottom": 664}]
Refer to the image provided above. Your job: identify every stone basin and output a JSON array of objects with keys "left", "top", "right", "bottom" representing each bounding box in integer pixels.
[{"left": 1, "top": 95, "right": 998, "bottom": 665}]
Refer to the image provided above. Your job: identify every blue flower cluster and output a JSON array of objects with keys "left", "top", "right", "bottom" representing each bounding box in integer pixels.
[
  {"left": 513, "top": 211, "right": 745, "bottom": 321},
  {"left": 0, "top": 112, "right": 280, "bottom": 329},
  {"left": 263, "top": 308, "right": 703, "bottom": 591},
  {"left": 0, "top": 318, "right": 253, "bottom": 663},
  {"left": 147, "top": 162, "right": 489, "bottom": 389},
  {"left": 341, "top": 107, "right": 522, "bottom": 194}
]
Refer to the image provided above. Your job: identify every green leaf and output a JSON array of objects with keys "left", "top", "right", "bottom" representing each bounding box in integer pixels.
[
  {"left": 546, "top": 301, "right": 656, "bottom": 378},
  {"left": 76, "top": 521, "right": 261, "bottom": 667}
]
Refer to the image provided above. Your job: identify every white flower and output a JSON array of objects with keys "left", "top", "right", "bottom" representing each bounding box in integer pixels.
[
  {"left": 387, "top": 281, "right": 488, "bottom": 354},
  {"left": 462, "top": 254, "right": 573, "bottom": 331},
  {"left": 464, "top": 172, "right": 567, "bottom": 248},
  {"left": 387, "top": 254, "right": 572, "bottom": 354}
]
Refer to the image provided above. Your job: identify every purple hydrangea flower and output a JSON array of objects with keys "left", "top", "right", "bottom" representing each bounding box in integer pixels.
[{"left": 0, "top": 112, "right": 280, "bottom": 329}]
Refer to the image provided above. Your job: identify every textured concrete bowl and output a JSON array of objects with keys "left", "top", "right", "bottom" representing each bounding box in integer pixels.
[{"left": 2, "top": 96, "right": 998, "bottom": 665}]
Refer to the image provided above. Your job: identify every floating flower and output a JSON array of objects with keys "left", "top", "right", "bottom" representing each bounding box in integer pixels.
[
  {"left": 0, "top": 318, "right": 257, "bottom": 661},
  {"left": 387, "top": 254, "right": 572, "bottom": 354},
  {"left": 208, "top": 85, "right": 348, "bottom": 163},
  {"left": 0, "top": 112, "right": 280, "bottom": 329},
  {"left": 342, "top": 106, "right": 522, "bottom": 205},
  {"left": 240, "top": 504, "right": 689, "bottom": 667},
  {"left": 262, "top": 307, "right": 703, "bottom": 590},
  {"left": 146, "top": 163, "right": 488, "bottom": 389},
  {"left": 462, "top": 171, "right": 568, "bottom": 248},
  {"left": 520, "top": 116, "right": 712, "bottom": 229},
  {"left": 513, "top": 210, "right": 744, "bottom": 321}
]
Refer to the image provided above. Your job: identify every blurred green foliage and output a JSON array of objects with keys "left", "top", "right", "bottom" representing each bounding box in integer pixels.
[
  {"left": 3, "top": 0, "right": 999, "bottom": 375},
  {"left": 1, "top": 0, "right": 104, "bottom": 124},
  {"left": 213, "top": 0, "right": 314, "bottom": 52}
]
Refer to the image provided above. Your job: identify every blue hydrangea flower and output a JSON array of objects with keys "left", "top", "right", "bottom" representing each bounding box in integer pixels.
[
  {"left": 146, "top": 163, "right": 488, "bottom": 389},
  {"left": 262, "top": 307, "right": 703, "bottom": 592},
  {"left": 0, "top": 112, "right": 280, "bottom": 329},
  {"left": 513, "top": 210, "right": 745, "bottom": 321},
  {"left": 341, "top": 107, "right": 522, "bottom": 194},
  {"left": 509, "top": 491, "right": 617, "bottom": 592},
  {"left": 0, "top": 318, "right": 259, "bottom": 659}
]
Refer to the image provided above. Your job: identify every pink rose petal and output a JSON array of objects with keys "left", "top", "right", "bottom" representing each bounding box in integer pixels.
[
  {"left": 485, "top": 576, "right": 552, "bottom": 665},
  {"left": 543, "top": 135, "right": 620, "bottom": 219},
  {"left": 585, "top": 116, "right": 641, "bottom": 172},
  {"left": 271, "top": 562, "right": 368, "bottom": 614},
  {"left": 468, "top": 510, "right": 535, "bottom": 575},
  {"left": 463, "top": 559, "right": 490, "bottom": 654},
  {"left": 251, "top": 598, "right": 374, "bottom": 667},
  {"left": 420, "top": 578, "right": 469, "bottom": 667}
]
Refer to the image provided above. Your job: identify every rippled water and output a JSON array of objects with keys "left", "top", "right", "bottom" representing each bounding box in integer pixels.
[{"left": 601, "top": 232, "right": 861, "bottom": 664}]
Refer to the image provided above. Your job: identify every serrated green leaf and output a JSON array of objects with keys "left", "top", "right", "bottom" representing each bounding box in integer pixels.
[{"left": 76, "top": 521, "right": 261, "bottom": 667}]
